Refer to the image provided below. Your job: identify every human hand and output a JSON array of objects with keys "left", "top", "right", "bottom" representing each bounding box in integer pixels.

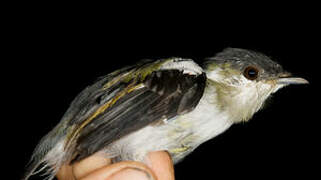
[{"left": 56, "top": 151, "right": 175, "bottom": 180}]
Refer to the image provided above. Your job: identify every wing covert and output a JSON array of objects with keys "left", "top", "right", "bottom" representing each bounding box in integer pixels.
[{"left": 63, "top": 58, "right": 207, "bottom": 162}]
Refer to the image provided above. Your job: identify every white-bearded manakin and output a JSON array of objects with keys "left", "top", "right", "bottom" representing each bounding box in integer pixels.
[{"left": 23, "top": 48, "right": 308, "bottom": 180}]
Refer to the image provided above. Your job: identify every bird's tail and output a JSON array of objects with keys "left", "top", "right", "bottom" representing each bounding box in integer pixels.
[
  {"left": 22, "top": 129, "right": 66, "bottom": 180},
  {"left": 22, "top": 156, "right": 51, "bottom": 180}
]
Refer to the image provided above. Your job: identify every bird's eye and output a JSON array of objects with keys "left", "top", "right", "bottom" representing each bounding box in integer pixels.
[{"left": 243, "top": 66, "right": 259, "bottom": 80}]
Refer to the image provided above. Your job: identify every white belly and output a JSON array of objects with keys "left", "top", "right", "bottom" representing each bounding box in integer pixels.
[{"left": 104, "top": 87, "right": 233, "bottom": 163}]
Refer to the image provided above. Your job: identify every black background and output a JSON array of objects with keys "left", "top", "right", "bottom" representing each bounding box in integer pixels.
[{"left": 5, "top": 4, "right": 319, "bottom": 180}]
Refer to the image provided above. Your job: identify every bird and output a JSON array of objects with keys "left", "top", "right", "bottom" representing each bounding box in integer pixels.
[{"left": 23, "top": 48, "right": 308, "bottom": 180}]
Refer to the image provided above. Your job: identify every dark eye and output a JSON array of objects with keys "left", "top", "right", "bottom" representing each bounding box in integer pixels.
[{"left": 243, "top": 66, "right": 259, "bottom": 80}]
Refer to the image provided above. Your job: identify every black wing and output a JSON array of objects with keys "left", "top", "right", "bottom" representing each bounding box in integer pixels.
[{"left": 64, "top": 58, "right": 207, "bottom": 162}]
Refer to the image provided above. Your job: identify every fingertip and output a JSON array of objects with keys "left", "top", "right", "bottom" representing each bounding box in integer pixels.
[
  {"left": 61, "top": 151, "right": 174, "bottom": 180},
  {"left": 109, "top": 168, "right": 152, "bottom": 180},
  {"left": 147, "top": 151, "right": 175, "bottom": 180},
  {"left": 79, "top": 161, "right": 157, "bottom": 180},
  {"left": 72, "top": 153, "right": 112, "bottom": 179}
]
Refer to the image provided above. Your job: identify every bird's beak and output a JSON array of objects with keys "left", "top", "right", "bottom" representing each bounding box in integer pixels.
[{"left": 277, "top": 72, "right": 309, "bottom": 85}]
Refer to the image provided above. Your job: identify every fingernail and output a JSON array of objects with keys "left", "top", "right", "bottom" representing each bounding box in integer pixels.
[{"left": 109, "top": 167, "right": 154, "bottom": 180}]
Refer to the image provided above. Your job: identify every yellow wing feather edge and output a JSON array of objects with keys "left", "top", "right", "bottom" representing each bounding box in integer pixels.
[{"left": 64, "top": 58, "right": 174, "bottom": 150}]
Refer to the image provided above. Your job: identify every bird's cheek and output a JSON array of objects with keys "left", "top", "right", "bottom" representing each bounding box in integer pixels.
[{"left": 256, "top": 82, "right": 274, "bottom": 96}]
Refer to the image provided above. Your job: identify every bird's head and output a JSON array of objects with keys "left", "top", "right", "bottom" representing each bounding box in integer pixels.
[{"left": 204, "top": 48, "right": 308, "bottom": 122}]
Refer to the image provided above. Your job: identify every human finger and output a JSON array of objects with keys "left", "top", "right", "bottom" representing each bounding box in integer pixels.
[{"left": 79, "top": 161, "right": 156, "bottom": 180}]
